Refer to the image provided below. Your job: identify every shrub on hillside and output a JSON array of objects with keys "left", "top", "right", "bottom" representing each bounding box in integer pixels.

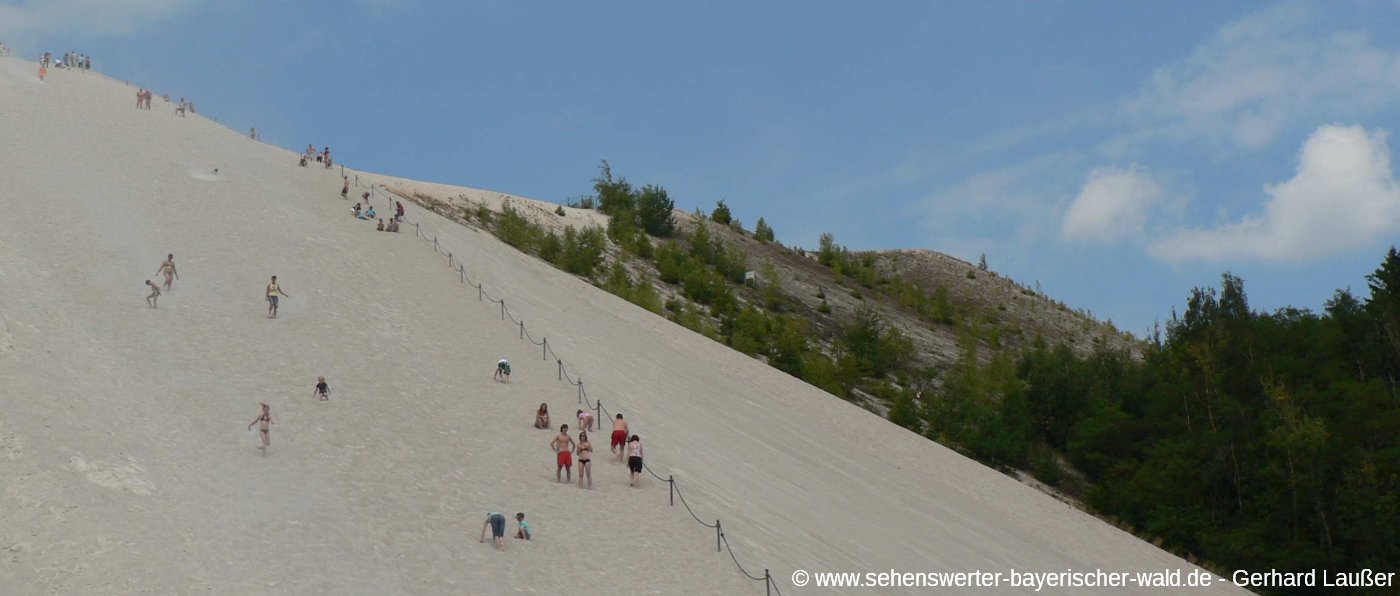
[
  {"left": 711, "top": 200, "right": 732, "bottom": 225},
  {"left": 636, "top": 184, "right": 676, "bottom": 237},
  {"left": 754, "top": 217, "right": 775, "bottom": 243}
]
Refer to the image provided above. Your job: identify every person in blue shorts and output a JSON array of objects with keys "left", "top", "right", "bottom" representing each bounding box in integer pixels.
[{"left": 479, "top": 512, "right": 508, "bottom": 550}]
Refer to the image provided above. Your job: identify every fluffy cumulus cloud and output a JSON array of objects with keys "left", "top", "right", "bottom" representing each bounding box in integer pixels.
[
  {"left": 1150, "top": 124, "right": 1400, "bottom": 263},
  {"left": 1115, "top": 3, "right": 1400, "bottom": 152},
  {"left": 0, "top": 0, "right": 197, "bottom": 40},
  {"left": 1061, "top": 165, "right": 1164, "bottom": 243}
]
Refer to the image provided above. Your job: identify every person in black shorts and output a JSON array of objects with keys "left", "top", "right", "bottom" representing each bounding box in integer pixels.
[
  {"left": 313, "top": 376, "right": 330, "bottom": 401},
  {"left": 627, "top": 435, "right": 644, "bottom": 488}
]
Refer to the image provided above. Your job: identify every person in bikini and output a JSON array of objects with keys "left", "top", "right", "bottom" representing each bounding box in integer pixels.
[
  {"left": 479, "top": 512, "right": 508, "bottom": 550},
  {"left": 576, "top": 409, "right": 594, "bottom": 431},
  {"left": 551, "top": 424, "right": 575, "bottom": 483},
  {"left": 627, "top": 435, "right": 644, "bottom": 488},
  {"left": 534, "top": 403, "right": 550, "bottom": 429},
  {"left": 576, "top": 430, "right": 593, "bottom": 489},
  {"left": 313, "top": 376, "right": 330, "bottom": 401},
  {"left": 145, "top": 280, "right": 161, "bottom": 308},
  {"left": 156, "top": 253, "right": 178, "bottom": 291},
  {"left": 247, "top": 403, "right": 273, "bottom": 449},
  {"left": 610, "top": 413, "right": 629, "bottom": 462},
  {"left": 266, "top": 275, "right": 289, "bottom": 318}
]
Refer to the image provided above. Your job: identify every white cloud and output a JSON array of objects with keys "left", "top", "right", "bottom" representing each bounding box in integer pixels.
[
  {"left": 1061, "top": 165, "right": 1164, "bottom": 243},
  {"left": 1113, "top": 2, "right": 1400, "bottom": 153},
  {"left": 0, "top": 0, "right": 197, "bottom": 40},
  {"left": 1150, "top": 124, "right": 1400, "bottom": 263}
]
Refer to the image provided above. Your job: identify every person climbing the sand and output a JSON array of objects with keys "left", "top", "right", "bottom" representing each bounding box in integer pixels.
[
  {"left": 341, "top": 178, "right": 349, "bottom": 199},
  {"left": 145, "top": 280, "right": 161, "bottom": 308},
  {"left": 313, "top": 376, "right": 330, "bottom": 401},
  {"left": 494, "top": 358, "right": 511, "bottom": 382},
  {"left": 611, "top": 413, "right": 629, "bottom": 462},
  {"left": 576, "top": 409, "right": 594, "bottom": 431},
  {"left": 514, "top": 513, "right": 532, "bottom": 540},
  {"left": 576, "top": 430, "right": 593, "bottom": 489},
  {"left": 395, "top": 201, "right": 405, "bottom": 221},
  {"left": 248, "top": 403, "right": 273, "bottom": 449},
  {"left": 627, "top": 435, "right": 644, "bottom": 488},
  {"left": 551, "top": 424, "right": 575, "bottom": 483},
  {"left": 479, "top": 512, "right": 508, "bottom": 550},
  {"left": 157, "top": 253, "right": 179, "bottom": 291},
  {"left": 265, "top": 275, "right": 289, "bottom": 318},
  {"left": 534, "top": 403, "right": 550, "bottom": 429}
]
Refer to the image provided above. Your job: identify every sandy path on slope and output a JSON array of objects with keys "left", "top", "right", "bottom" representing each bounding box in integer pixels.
[{"left": 0, "top": 57, "right": 1247, "bottom": 595}]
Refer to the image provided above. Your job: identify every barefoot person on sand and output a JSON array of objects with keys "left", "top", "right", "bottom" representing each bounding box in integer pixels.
[
  {"left": 341, "top": 177, "right": 349, "bottom": 199},
  {"left": 157, "top": 253, "right": 178, "bottom": 291},
  {"left": 479, "top": 512, "right": 508, "bottom": 550},
  {"left": 611, "top": 413, "right": 629, "bottom": 462},
  {"left": 313, "top": 376, "right": 330, "bottom": 401},
  {"left": 551, "top": 424, "right": 575, "bottom": 483},
  {"left": 627, "top": 435, "right": 644, "bottom": 488},
  {"left": 576, "top": 430, "right": 593, "bottom": 489},
  {"left": 265, "top": 275, "right": 289, "bottom": 318},
  {"left": 248, "top": 403, "right": 273, "bottom": 449},
  {"left": 577, "top": 409, "right": 594, "bottom": 431},
  {"left": 534, "top": 403, "right": 550, "bottom": 429},
  {"left": 494, "top": 358, "right": 511, "bottom": 382},
  {"left": 514, "top": 513, "right": 532, "bottom": 540},
  {"left": 145, "top": 280, "right": 161, "bottom": 308}
]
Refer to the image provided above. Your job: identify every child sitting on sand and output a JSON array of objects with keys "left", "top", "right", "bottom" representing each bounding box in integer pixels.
[{"left": 514, "top": 513, "right": 532, "bottom": 540}]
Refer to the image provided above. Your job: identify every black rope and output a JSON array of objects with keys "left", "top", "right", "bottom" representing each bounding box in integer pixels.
[
  {"left": 643, "top": 462, "right": 668, "bottom": 483},
  {"left": 721, "top": 532, "right": 767, "bottom": 582},
  {"left": 505, "top": 309, "right": 521, "bottom": 325},
  {"left": 671, "top": 481, "right": 718, "bottom": 529},
  {"left": 770, "top": 578, "right": 784, "bottom": 596}
]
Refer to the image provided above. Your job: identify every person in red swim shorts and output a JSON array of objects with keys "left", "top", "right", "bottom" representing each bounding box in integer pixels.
[
  {"left": 610, "top": 413, "right": 629, "bottom": 463},
  {"left": 551, "top": 424, "right": 576, "bottom": 483}
]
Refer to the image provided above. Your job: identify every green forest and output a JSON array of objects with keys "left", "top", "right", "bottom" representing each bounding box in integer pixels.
[{"left": 903, "top": 253, "right": 1400, "bottom": 591}]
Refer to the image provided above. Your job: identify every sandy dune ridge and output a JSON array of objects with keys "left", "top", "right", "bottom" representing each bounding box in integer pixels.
[{"left": 0, "top": 57, "right": 1247, "bottom": 595}]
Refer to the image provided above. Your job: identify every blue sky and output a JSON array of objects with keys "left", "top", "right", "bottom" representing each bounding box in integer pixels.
[{"left": 5, "top": 0, "right": 1400, "bottom": 335}]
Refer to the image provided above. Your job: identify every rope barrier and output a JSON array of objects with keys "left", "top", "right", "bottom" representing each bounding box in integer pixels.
[
  {"left": 722, "top": 532, "right": 767, "bottom": 582},
  {"left": 394, "top": 191, "right": 781, "bottom": 594}
]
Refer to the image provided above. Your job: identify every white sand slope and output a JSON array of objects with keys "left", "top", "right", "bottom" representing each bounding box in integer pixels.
[{"left": 0, "top": 57, "right": 1247, "bottom": 595}]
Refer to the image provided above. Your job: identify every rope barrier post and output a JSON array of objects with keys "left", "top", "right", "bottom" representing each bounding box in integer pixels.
[
  {"left": 478, "top": 284, "right": 483, "bottom": 301},
  {"left": 415, "top": 222, "right": 420, "bottom": 237},
  {"left": 766, "top": 570, "right": 771, "bottom": 596},
  {"left": 716, "top": 521, "right": 722, "bottom": 553},
  {"left": 460, "top": 268, "right": 465, "bottom": 284},
  {"left": 519, "top": 320, "right": 524, "bottom": 339},
  {"left": 448, "top": 252, "right": 453, "bottom": 269},
  {"left": 542, "top": 338, "right": 548, "bottom": 360},
  {"left": 557, "top": 359, "right": 562, "bottom": 380},
  {"left": 500, "top": 300, "right": 505, "bottom": 320},
  {"left": 669, "top": 475, "right": 674, "bottom": 506},
  {"left": 433, "top": 238, "right": 439, "bottom": 253},
  {"left": 596, "top": 400, "right": 601, "bottom": 430},
  {"left": 577, "top": 380, "right": 583, "bottom": 404}
]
